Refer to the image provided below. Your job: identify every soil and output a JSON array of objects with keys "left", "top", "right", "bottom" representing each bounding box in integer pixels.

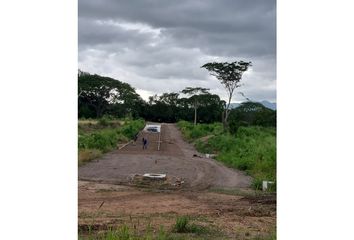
[
  {"left": 78, "top": 123, "right": 276, "bottom": 239},
  {"left": 79, "top": 123, "right": 251, "bottom": 190}
]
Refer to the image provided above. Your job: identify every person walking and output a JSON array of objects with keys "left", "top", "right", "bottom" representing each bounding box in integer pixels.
[
  {"left": 142, "top": 137, "right": 146, "bottom": 150},
  {"left": 143, "top": 138, "right": 148, "bottom": 150}
]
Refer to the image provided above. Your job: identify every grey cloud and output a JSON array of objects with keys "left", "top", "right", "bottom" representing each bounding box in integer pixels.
[{"left": 78, "top": 0, "right": 276, "bottom": 102}]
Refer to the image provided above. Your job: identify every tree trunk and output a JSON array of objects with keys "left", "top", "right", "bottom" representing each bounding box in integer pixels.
[
  {"left": 223, "top": 92, "right": 233, "bottom": 131},
  {"left": 194, "top": 106, "right": 197, "bottom": 125},
  {"left": 222, "top": 110, "right": 229, "bottom": 132}
]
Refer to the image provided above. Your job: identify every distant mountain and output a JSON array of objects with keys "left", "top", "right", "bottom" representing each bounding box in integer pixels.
[
  {"left": 229, "top": 101, "right": 276, "bottom": 110},
  {"left": 260, "top": 101, "right": 276, "bottom": 110},
  {"left": 229, "top": 103, "right": 240, "bottom": 109}
]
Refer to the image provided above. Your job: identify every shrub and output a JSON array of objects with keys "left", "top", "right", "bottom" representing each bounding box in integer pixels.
[
  {"left": 174, "top": 216, "right": 189, "bottom": 233},
  {"left": 229, "top": 120, "right": 249, "bottom": 135},
  {"left": 178, "top": 122, "right": 276, "bottom": 190},
  {"left": 98, "top": 116, "right": 111, "bottom": 126},
  {"left": 251, "top": 178, "right": 263, "bottom": 190}
]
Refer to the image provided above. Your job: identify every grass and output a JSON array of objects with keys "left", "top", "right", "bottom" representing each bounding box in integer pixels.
[
  {"left": 78, "top": 118, "right": 145, "bottom": 165},
  {"left": 78, "top": 215, "right": 220, "bottom": 240},
  {"left": 173, "top": 216, "right": 208, "bottom": 234},
  {"left": 174, "top": 216, "right": 189, "bottom": 233},
  {"left": 177, "top": 121, "right": 276, "bottom": 190},
  {"left": 78, "top": 149, "right": 102, "bottom": 166},
  {"left": 177, "top": 121, "right": 223, "bottom": 141}
]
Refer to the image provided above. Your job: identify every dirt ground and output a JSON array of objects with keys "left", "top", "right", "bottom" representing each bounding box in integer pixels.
[
  {"left": 78, "top": 123, "right": 276, "bottom": 239},
  {"left": 79, "top": 123, "right": 251, "bottom": 189}
]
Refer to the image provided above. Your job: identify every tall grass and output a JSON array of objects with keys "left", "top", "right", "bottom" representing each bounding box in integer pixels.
[
  {"left": 78, "top": 118, "right": 145, "bottom": 165},
  {"left": 177, "top": 121, "right": 223, "bottom": 140},
  {"left": 178, "top": 121, "right": 276, "bottom": 190},
  {"left": 79, "top": 119, "right": 144, "bottom": 152}
]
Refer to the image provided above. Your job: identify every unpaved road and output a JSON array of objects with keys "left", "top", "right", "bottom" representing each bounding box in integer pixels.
[
  {"left": 79, "top": 123, "right": 251, "bottom": 190},
  {"left": 79, "top": 124, "right": 276, "bottom": 239},
  {"left": 79, "top": 181, "right": 276, "bottom": 239}
]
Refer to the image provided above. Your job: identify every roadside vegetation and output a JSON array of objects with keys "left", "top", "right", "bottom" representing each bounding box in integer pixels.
[
  {"left": 78, "top": 117, "right": 145, "bottom": 165},
  {"left": 177, "top": 121, "right": 276, "bottom": 190},
  {"left": 79, "top": 215, "right": 215, "bottom": 240},
  {"left": 79, "top": 217, "right": 275, "bottom": 240}
]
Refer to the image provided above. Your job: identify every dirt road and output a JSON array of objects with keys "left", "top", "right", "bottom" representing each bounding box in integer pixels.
[
  {"left": 79, "top": 181, "right": 276, "bottom": 239},
  {"left": 78, "top": 124, "right": 275, "bottom": 239},
  {"left": 79, "top": 123, "right": 251, "bottom": 190}
]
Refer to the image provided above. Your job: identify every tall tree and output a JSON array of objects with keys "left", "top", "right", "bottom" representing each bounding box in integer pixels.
[
  {"left": 78, "top": 72, "right": 142, "bottom": 118},
  {"left": 197, "top": 94, "right": 225, "bottom": 123},
  {"left": 181, "top": 87, "right": 210, "bottom": 125},
  {"left": 201, "top": 61, "right": 252, "bottom": 130},
  {"left": 159, "top": 92, "right": 180, "bottom": 106}
]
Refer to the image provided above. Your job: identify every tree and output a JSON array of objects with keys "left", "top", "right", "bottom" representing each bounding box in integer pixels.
[
  {"left": 78, "top": 72, "right": 142, "bottom": 118},
  {"left": 201, "top": 61, "right": 252, "bottom": 130},
  {"left": 228, "top": 101, "right": 276, "bottom": 134},
  {"left": 197, "top": 94, "right": 225, "bottom": 123},
  {"left": 181, "top": 87, "right": 210, "bottom": 125},
  {"left": 159, "top": 92, "right": 179, "bottom": 106}
]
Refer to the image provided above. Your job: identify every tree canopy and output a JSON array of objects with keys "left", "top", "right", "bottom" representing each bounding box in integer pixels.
[
  {"left": 201, "top": 61, "right": 252, "bottom": 130},
  {"left": 181, "top": 87, "right": 210, "bottom": 125},
  {"left": 78, "top": 72, "right": 143, "bottom": 118},
  {"left": 228, "top": 101, "right": 276, "bottom": 134},
  {"left": 77, "top": 71, "right": 275, "bottom": 134}
]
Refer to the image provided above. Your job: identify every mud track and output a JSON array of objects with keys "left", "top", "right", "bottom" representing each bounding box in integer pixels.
[{"left": 79, "top": 123, "right": 251, "bottom": 190}]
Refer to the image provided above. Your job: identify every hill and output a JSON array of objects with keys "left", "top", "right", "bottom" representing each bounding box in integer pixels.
[{"left": 229, "top": 100, "right": 276, "bottom": 110}]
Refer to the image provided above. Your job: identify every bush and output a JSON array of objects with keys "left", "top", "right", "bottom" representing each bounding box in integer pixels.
[
  {"left": 229, "top": 120, "right": 249, "bottom": 135},
  {"left": 178, "top": 122, "right": 276, "bottom": 190},
  {"left": 98, "top": 116, "right": 110, "bottom": 126}
]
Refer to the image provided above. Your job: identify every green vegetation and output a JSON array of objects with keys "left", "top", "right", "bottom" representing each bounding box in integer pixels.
[
  {"left": 177, "top": 121, "right": 223, "bottom": 140},
  {"left": 78, "top": 118, "right": 145, "bottom": 165},
  {"left": 228, "top": 102, "right": 276, "bottom": 134},
  {"left": 78, "top": 71, "right": 144, "bottom": 118},
  {"left": 79, "top": 217, "right": 217, "bottom": 240},
  {"left": 78, "top": 71, "right": 275, "bottom": 126},
  {"left": 177, "top": 121, "right": 276, "bottom": 190},
  {"left": 201, "top": 61, "right": 252, "bottom": 130},
  {"left": 173, "top": 216, "right": 208, "bottom": 234},
  {"left": 78, "top": 71, "right": 224, "bottom": 123},
  {"left": 181, "top": 87, "right": 212, "bottom": 125}
]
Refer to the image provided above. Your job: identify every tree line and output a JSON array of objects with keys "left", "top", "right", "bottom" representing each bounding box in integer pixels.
[
  {"left": 79, "top": 60, "right": 275, "bottom": 131},
  {"left": 78, "top": 71, "right": 224, "bottom": 123}
]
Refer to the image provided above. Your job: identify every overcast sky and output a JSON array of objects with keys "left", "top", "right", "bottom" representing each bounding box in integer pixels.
[{"left": 78, "top": 0, "right": 276, "bottom": 103}]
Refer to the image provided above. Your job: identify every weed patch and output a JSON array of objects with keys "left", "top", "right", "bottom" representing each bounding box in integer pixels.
[
  {"left": 78, "top": 149, "right": 102, "bottom": 166},
  {"left": 78, "top": 118, "right": 145, "bottom": 165},
  {"left": 178, "top": 121, "right": 276, "bottom": 190},
  {"left": 173, "top": 216, "right": 209, "bottom": 235}
]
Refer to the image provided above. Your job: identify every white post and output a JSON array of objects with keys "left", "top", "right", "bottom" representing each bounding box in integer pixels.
[
  {"left": 262, "top": 180, "right": 274, "bottom": 191},
  {"left": 157, "top": 128, "right": 161, "bottom": 151}
]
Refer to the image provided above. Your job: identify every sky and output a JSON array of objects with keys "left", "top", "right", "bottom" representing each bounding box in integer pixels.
[{"left": 78, "top": 0, "right": 276, "bottom": 103}]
